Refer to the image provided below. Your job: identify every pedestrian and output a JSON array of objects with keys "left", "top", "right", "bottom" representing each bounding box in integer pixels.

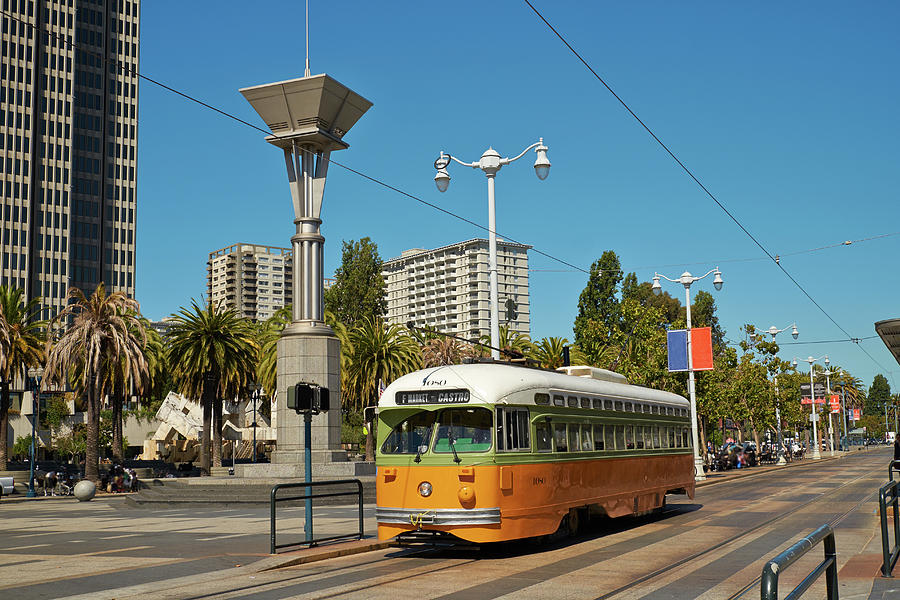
[{"left": 893, "top": 437, "right": 900, "bottom": 462}]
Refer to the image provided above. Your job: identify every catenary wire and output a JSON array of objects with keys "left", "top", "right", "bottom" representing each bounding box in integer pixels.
[
  {"left": 7, "top": 8, "right": 884, "bottom": 370},
  {"left": 521, "top": 0, "right": 893, "bottom": 374}
]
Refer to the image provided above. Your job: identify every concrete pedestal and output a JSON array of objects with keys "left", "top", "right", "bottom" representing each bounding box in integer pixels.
[{"left": 272, "top": 327, "right": 344, "bottom": 466}]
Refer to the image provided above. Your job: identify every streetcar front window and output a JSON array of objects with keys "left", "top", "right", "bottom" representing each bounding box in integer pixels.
[
  {"left": 433, "top": 408, "right": 493, "bottom": 453},
  {"left": 381, "top": 411, "right": 436, "bottom": 454}
]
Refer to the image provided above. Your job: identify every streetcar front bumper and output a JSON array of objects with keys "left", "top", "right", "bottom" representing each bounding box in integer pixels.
[{"left": 376, "top": 506, "right": 501, "bottom": 526}]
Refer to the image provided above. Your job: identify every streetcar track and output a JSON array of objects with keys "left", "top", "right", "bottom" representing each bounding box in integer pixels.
[
  {"left": 723, "top": 479, "right": 880, "bottom": 600},
  {"left": 200, "top": 451, "right": 883, "bottom": 600},
  {"left": 594, "top": 458, "right": 883, "bottom": 600}
]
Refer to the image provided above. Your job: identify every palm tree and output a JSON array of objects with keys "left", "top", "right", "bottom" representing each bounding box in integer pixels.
[
  {"left": 103, "top": 312, "right": 149, "bottom": 463},
  {"left": 422, "top": 336, "right": 473, "bottom": 367},
  {"left": 167, "top": 301, "right": 256, "bottom": 474},
  {"left": 44, "top": 284, "right": 143, "bottom": 482},
  {"left": 479, "top": 325, "right": 532, "bottom": 359},
  {"left": 344, "top": 318, "right": 421, "bottom": 459},
  {"left": 529, "top": 337, "right": 571, "bottom": 370},
  {"left": 256, "top": 305, "right": 291, "bottom": 398},
  {"left": 0, "top": 286, "right": 46, "bottom": 470}
]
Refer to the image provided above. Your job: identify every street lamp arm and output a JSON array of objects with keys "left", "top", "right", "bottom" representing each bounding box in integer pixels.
[
  {"left": 694, "top": 268, "right": 720, "bottom": 282},
  {"left": 444, "top": 154, "right": 479, "bottom": 169},
  {"left": 654, "top": 272, "right": 684, "bottom": 284},
  {"left": 502, "top": 140, "right": 544, "bottom": 165}
]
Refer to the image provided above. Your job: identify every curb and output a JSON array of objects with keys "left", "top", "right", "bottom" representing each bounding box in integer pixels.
[{"left": 254, "top": 538, "right": 392, "bottom": 572}]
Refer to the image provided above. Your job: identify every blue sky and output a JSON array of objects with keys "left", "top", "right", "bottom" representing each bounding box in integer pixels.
[{"left": 136, "top": 1, "right": 899, "bottom": 390}]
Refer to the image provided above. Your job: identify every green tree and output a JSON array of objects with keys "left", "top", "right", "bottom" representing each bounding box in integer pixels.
[
  {"left": 866, "top": 374, "right": 891, "bottom": 416},
  {"left": 44, "top": 284, "right": 144, "bottom": 482},
  {"left": 324, "top": 238, "right": 387, "bottom": 328},
  {"left": 343, "top": 318, "right": 421, "bottom": 460},
  {"left": 621, "top": 272, "right": 682, "bottom": 325},
  {"left": 573, "top": 251, "right": 623, "bottom": 347},
  {"left": 0, "top": 286, "right": 46, "bottom": 470},
  {"left": 478, "top": 325, "right": 532, "bottom": 359},
  {"left": 256, "top": 304, "right": 291, "bottom": 399},
  {"left": 690, "top": 290, "right": 725, "bottom": 350},
  {"left": 166, "top": 301, "right": 257, "bottom": 474},
  {"left": 422, "top": 337, "right": 473, "bottom": 367}
]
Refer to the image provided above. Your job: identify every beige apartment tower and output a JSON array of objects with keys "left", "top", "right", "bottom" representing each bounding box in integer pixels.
[
  {"left": 383, "top": 238, "right": 531, "bottom": 340},
  {"left": 0, "top": 0, "right": 140, "bottom": 316},
  {"left": 207, "top": 243, "right": 293, "bottom": 322}
]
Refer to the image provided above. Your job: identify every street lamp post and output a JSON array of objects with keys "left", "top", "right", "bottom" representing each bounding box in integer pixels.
[
  {"left": 250, "top": 384, "right": 261, "bottom": 463},
  {"left": 822, "top": 366, "right": 836, "bottom": 456},
  {"left": 759, "top": 323, "right": 799, "bottom": 466},
  {"left": 433, "top": 140, "right": 551, "bottom": 359},
  {"left": 792, "top": 355, "right": 828, "bottom": 460},
  {"left": 652, "top": 268, "right": 724, "bottom": 481},
  {"left": 26, "top": 367, "right": 43, "bottom": 498}
]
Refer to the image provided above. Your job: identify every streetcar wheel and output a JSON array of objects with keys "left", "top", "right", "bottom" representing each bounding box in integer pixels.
[{"left": 566, "top": 508, "right": 582, "bottom": 536}]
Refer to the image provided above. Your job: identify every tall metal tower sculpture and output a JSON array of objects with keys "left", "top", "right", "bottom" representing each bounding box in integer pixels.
[{"left": 240, "top": 75, "right": 372, "bottom": 467}]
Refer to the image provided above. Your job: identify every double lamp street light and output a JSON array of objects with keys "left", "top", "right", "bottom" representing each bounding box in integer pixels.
[
  {"left": 792, "top": 355, "right": 829, "bottom": 460},
  {"left": 433, "top": 140, "right": 551, "bottom": 359},
  {"left": 758, "top": 323, "right": 799, "bottom": 465},
  {"left": 651, "top": 268, "right": 723, "bottom": 482}
]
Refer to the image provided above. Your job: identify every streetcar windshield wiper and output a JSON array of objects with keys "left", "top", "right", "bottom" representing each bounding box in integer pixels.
[
  {"left": 447, "top": 431, "right": 462, "bottom": 464},
  {"left": 414, "top": 425, "right": 432, "bottom": 463}
]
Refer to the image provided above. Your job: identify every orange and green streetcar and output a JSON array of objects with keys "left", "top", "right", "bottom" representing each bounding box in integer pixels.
[{"left": 375, "top": 362, "right": 696, "bottom": 544}]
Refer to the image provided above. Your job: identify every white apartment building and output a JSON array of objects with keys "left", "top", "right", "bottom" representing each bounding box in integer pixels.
[
  {"left": 207, "top": 243, "right": 292, "bottom": 322},
  {"left": 383, "top": 239, "right": 531, "bottom": 340}
]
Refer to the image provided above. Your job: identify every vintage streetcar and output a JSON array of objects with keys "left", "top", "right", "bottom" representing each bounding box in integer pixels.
[{"left": 375, "top": 362, "right": 695, "bottom": 544}]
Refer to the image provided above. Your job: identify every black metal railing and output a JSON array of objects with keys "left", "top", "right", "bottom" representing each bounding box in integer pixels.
[
  {"left": 270, "top": 479, "right": 364, "bottom": 554},
  {"left": 880, "top": 478, "right": 900, "bottom": 577},
  {"left": 760, "top": 524, "right": 838, "bottom": 600},
  {"left": 889, "top": 459, "right": 900, "bottom": 482}
]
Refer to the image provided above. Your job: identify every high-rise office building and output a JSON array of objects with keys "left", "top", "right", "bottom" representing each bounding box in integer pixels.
[
  {"left": 207, "top": 243, "right": 293, "bottom": 322},
  {"left": 1, "top": 0, "right": 140, "bottom": 319},
  {"left": 383, "top": 238, "right": 531, "bottom": 340}
]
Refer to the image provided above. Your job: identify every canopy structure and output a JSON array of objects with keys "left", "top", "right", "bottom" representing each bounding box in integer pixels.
[{"left": 875, "top": 318, "right": 900, "bottom": 367}]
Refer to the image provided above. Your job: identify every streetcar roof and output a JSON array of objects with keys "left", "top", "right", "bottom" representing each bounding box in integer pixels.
[{"left": 379, "top": 363, "right": 688, "bottom": 408}]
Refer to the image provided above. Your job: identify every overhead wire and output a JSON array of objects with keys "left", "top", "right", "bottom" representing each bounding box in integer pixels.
[
  {"left": 0, "top": 8, "right": 590, "bottom": 278},
  {"left": 7, "top": 7, "right": 887, "bottom": 372},
  {"left": 521, "top": 0, "right": 894, "bottom": 375}
]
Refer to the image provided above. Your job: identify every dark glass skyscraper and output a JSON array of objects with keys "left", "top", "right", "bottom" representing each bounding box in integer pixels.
[{"left": 1, "top": 0, "right": 139, "bottom": 318}]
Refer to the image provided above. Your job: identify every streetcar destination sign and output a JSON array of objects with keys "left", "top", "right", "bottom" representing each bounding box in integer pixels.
[{"left": 396, "top": 389, "right": 470, "bottom": 405}]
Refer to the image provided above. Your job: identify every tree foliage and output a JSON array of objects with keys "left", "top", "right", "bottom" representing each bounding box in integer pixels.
[
  {"left": 573, "top": 251, "right": 623, "bottom": 348},
  {"left": 324, "top": 237, "right": 387, "bottom": 328}
]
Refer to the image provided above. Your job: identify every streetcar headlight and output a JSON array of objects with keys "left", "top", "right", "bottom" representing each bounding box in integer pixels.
[{"left": 418, "top": 481, "right": 433, "bottom": 497}]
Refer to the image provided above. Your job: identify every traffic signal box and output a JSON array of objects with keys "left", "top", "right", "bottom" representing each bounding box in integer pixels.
[{"left": 287, "top": 383, "right": 330, "bottom": 414}]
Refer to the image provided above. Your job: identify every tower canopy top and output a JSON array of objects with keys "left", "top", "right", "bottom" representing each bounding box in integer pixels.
[{"left": 240, "top": 73, "right": 373, "bottom": 150}]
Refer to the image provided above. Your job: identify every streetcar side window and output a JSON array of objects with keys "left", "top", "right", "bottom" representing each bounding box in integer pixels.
[
  {"left": 497, "top": 408, "right": 530, "bottom": 452},
  {"left": 553, "top": 394, "right": 566, "bottom": 407},
  {"left": 593, "top": 399, "right": 604, "bottom": 410},
  {"left": 580, "top": 397, "right": 591, "bottom": 409},
  {"left": 615, "top": 425, "right": 625, "bottom": 450},
  {"left": 605, "top": 424, "right": 615, "bottom": 450},
  {"left": 652, "top": 405, "right": 660, "bottom": 415},
  {"left": 614, "top": 401, "right": 624, "bottom": 411},
  {"left": 582, "top": 425, "right": 593, "bottom": 451},
  {"left": 635, "top": 426, "right": 645, "bottom": 449},
  {"left": 593, "top": 424, "right": 605, "bottom": 450},
  {"left": 624, "top": 402, "right": 633, "bottom": 412},
  {"left": 644, "top": 426, "right": 653, "bottom": 449},
  {"left": 653, "top": 426, "right": 661, "bottom": 449},
  {"left": 534, "top": 393, "right": 550, "bottom": 405},
  {"left": 568, "top": 424, "right": 580, "bottom": 451},
  {"left": 554, "top": 424, "right": 568, "bottom": 452},
  {"left": 535, "top": 422, "right": 552, "bottom": 452},
  {"left": 668, "top": 427, "right": 676, "bottom": 448},
  {"left": 625, "top": 425, "right": 634, "bottom": 449},
  {"left": 567, "top": 396, "right": 578, "bottom": 408},
  {"left": 682, "top": 428, "right": 690, "bottom": 447}
]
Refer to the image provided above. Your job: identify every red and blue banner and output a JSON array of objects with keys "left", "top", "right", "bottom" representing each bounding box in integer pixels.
[{"left": 667, "top": 327, "right": 714, "bottom": 372}]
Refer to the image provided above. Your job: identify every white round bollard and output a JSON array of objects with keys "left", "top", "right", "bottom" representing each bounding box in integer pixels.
[{"left": 74, "top": 480, "right": 96, "bottom": 502}]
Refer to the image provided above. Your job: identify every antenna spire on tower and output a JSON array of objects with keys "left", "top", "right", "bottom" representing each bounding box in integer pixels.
[{"left": 304, "top": 0, "right": 311, "bottom": 77}]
